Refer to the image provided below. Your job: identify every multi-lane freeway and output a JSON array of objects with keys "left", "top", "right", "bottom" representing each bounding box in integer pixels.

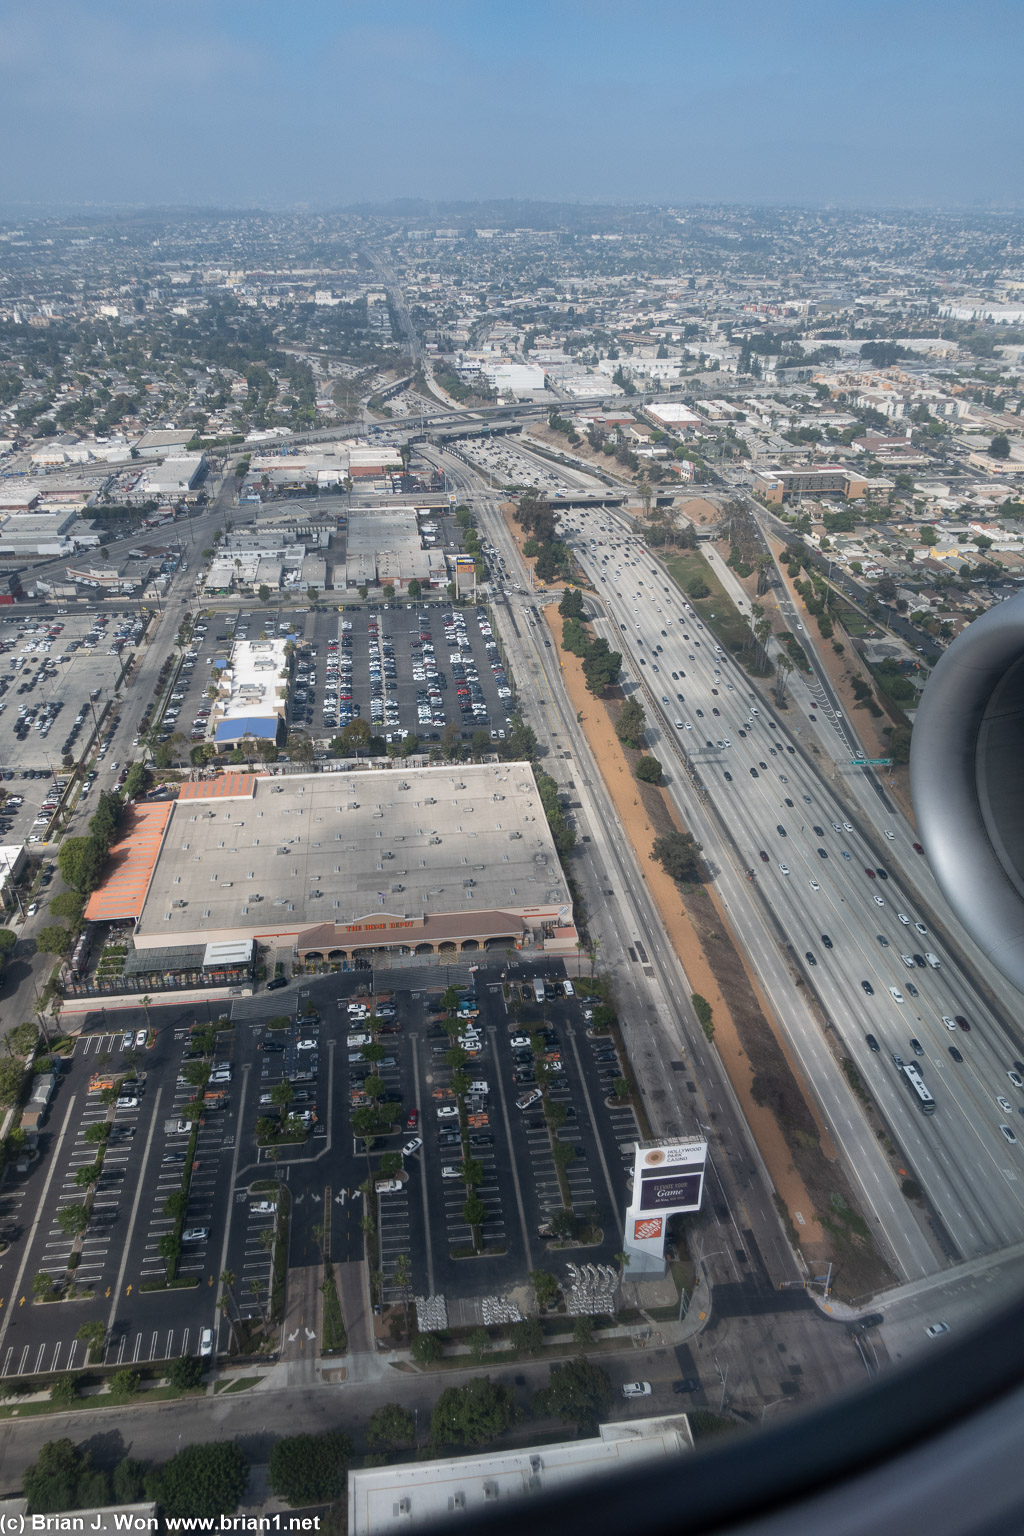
[{"left": 559, "top": 512, "right": 1024, "bottom": 1264}]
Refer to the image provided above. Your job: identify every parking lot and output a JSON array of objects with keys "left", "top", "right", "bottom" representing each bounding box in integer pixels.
[
  {"left": 0, "top": 608, "right": 140, "bottom": 775},
  {"left": 0, "top": 965, "right": 642, "bottom": 1375},
  {"left": 157, "top": 604, "right": 516, "bottom": 751}
]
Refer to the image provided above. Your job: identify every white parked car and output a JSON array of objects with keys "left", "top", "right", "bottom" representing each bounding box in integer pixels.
[{"left": 622, "top": 1381, "right": 653, "bottom": 1399}]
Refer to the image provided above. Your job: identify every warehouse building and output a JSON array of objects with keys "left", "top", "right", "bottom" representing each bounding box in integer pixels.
[{"left": 88, "top": 767, "right": 577, "bottom": 962}]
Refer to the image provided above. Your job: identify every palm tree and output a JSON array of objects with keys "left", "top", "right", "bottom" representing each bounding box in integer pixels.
[{"left": 773, "top": 653, "right": 795, "bottom": 706}]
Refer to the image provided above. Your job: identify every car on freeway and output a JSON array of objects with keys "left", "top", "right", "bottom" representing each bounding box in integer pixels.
[
  {"left": 865, "top": 1034, "right": 881, "bottom": 1052},
  {"left": 779, "top": 864, "right": 790, "bottom": 875},
  {"left": 957, "top": 1017, "right": 971, "bottom": 1032},
  {"left": 897, "top": 913, "right": 910, "bottom": 925},
  {"left": 865, "top": 868, "right": 876, "bottom": 879},
  {"left": 862, "top": 981, "right": 875, "bottom": 995},
  {"left": 809, "top": 879, "right": 820, "bottom": 891},
  {"left": 874, "top": 896, "right": 886, "bottom": 906},
  {"left": 805, "top": 952, "right": 817, "bottom": 966},
  {"left": 821, "top": 935, "right": 833, "bottom": 948},
  {"left": 1008, "top": 1071, "right": 1024, "bottom": 1089},
  {"left": 949, "top": 1046, "right": 964, "bottom": 1062},
  {"left": 913, "top": 842, "right": 925, "bottom": 855},
  {"left": 877, "top": 935, "right": 889, "bottom": 947},
  {"left": 889, "top": 987, "right": 905, "bottom": 1004},
  {"left": 998, "top": 1097, "right": 1013, "bottom": 1114},
  {"left": 911, "top": 1039, "right": 924, "bottom": 1055},
  {"left": 1001, "top": 1125, "right": 1018, "bottom": 1144}
]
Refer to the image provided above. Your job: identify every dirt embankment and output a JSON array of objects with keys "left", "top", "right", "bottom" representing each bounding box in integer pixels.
[{"left": 544, "top": 604, "right": 896, "bottom": 1297}]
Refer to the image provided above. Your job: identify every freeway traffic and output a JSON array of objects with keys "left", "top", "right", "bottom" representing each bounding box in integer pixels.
[{"left": 561, "top": 512, "right": 1024, "bottom": 1262}]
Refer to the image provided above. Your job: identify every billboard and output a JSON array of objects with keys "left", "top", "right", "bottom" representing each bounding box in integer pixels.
[{"left": 622, "top": 1137, "right": 706, "bottom": 1274}]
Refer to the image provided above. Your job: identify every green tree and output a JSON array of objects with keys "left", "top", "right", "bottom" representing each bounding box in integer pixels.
[
  {"left": 267, "top": 1430, "right": 351, "bottom": 1507},
  {"left": 109, "top": 1368, "right": 138, "bottom": 1402},
  {"left": 463, "top": 1194, "right": 486, "bottom": 1229},
  {"left": 76, "top": 1319, "right": 106, "bottom": 1360},
  {"left": 652, "top": 830, "right": 704, "bottom": 882},
  {"left": 530, "top": 1269, "right": 559, "bottom": 1311},
  {"left": 687, "top": 575, "right": 710, "bottom": 600},
  {"left": 990, "top": 433, "right": 1011, "bottom": 460},
  {"left": 509, "top": 1317, "right": 544, "bottom": 1355},
  {"left": 0, "top": 1058, "right": 25, "bottom": 1107},
  {"left": 32, "top": 1271, "right": 56, "bottom": 1301},
  {"left": 467, "top": 1326, "right": 491, "bottom": 1363},
  {"left": 532, "top": 1357, "right": 613, "bottom": 1429},
  {"left": 49, "top": 1375, "right": 76, "bottom": 1408},
  {"left": 410, "top": 1332, "right": 442, "bottom": 1365},
  {"left": 430, "top": 1377, "right": 518, "bottom": 1447},
  {"left": 581, "top": 637, "right": 622, "bottom": 695},
  {"left": 57, "top": 1203, "right": 88, "bottom": 1238},
  {"left": 258, "top": 584, "right": 271, "bottom": 602},
  {"left": 0, "top": 928, "right": 18, "bottom": 957},
  {"left": 407, "top": 578, "right": 421, "bottom": 600},
  {"left": 48, "top": 891, "right": 86, "bottom": 924},
  {"left": 75, "top": 1163, "right": 101, "bottom": 1188},
  {"left": 367, "top": 1402, "right": 415, "bottom": 1452},
  {"left": 168, "top": 1354, "right": 205, "bottom": 1390},
  {"left": 147, "top": 1443, "right": 249, "bottom": 1520},
  {"left": 559, "top": 586, "right": 585, "bottom": 620},
  {"left": 572, "top": 1315, "right": 596, "bottom": 1348},
  {"left": 636, "top": 756, "right": 663, "bottom": 785},
  {"left": 383, "top": 584, "right": 395, "bottom": 602},
  {"left": 35, "top": 925, "right": 72, "bottom": 957},
  {"left": 23, "top": 1438, "right": 84, "bottom": 1514},
  {"left": 5, "top": 1020, "right": 37, "bottom": 1054},
  {"left": 57, "top": 837, "right": 106, "bottom": 894},
  {"left": 615, "top": 696, "right": 646, "bottom": 748},
  {"left": 112, "top": 1458, "right": 146, "bottom": 1503}
]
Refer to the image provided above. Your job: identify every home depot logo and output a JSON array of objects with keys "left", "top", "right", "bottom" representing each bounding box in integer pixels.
[{"left": 633, "top": 1217, "right": 663, "bottom": 1241}]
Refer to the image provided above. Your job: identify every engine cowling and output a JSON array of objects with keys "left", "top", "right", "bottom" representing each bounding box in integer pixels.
[{"left": 911, "top": 591, "right": 1024, "bottom": 993}]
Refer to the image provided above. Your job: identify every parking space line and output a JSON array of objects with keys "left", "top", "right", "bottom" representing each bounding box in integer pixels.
[
  {"left": 107, "top": 1084, "right": 162, "bottom": 1333},
  {"left": 0, "top": 1091, "right": 80, "bottom": 1352}
]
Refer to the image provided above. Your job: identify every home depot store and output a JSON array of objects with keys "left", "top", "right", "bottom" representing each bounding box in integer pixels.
[{"left": 85, "top": 767, "right": 578, "bottom": 967}]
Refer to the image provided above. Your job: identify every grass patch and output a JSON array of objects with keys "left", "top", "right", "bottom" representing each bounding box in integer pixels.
[
  {"left": 663, "top": 552, "right": 771, "bottom": 674},
  {"left": 689, "top": 1409, "right": 742, "bottom": 1441},
  {"left": 139, "top": 1277, "right": 200, "bottom": 1293},
  {"left": 321, "top": 1259, "right": 347, "bottom": 1355},
  {"left": 217, "top": 1375, "right": 261, "bottom": 1394}
]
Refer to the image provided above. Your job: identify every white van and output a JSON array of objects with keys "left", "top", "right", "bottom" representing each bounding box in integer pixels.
[
  {"left": 563, "top": 979, "right": 575, "bottom": 998},
  {"left": 925, "top": 952, "right": 941, "bottom": 968}
]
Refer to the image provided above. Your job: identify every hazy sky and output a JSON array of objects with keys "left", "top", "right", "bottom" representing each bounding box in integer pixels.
[{"left": 2, "top": 0, "right": 1022, "bottom": 212}]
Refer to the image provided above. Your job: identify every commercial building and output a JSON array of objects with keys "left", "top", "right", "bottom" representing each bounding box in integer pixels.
[
  {"left": 209, "top": 640, "right": 289, "bottom": 744},
  {"left": 348, "top": 1415, "right": 693, "bottom": 1536},
  {"left": 645, "top": 403, "right": 703, "bottom": 432},
  {"left": 87, "top": 766, "right": 577, "bottom": 962},
  {"left": 142, "top": 453, "right": 207, "bottom": 501},
  {"left": 753, "top": 466, "right": 869, "bottom": 504}
]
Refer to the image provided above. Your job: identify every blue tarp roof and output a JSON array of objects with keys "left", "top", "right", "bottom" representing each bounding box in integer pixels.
[{"left": 214, "top": 716, "right": 279, "bottom": 742}]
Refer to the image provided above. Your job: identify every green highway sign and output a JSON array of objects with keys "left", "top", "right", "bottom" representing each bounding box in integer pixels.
[{"left": 850, "top": 758, "right": 894, "bottom": 766}]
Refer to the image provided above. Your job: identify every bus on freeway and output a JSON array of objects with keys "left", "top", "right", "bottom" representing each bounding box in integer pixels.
[{"left": 903, "top": 1061, "right": 936, "bottom": 1114}]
